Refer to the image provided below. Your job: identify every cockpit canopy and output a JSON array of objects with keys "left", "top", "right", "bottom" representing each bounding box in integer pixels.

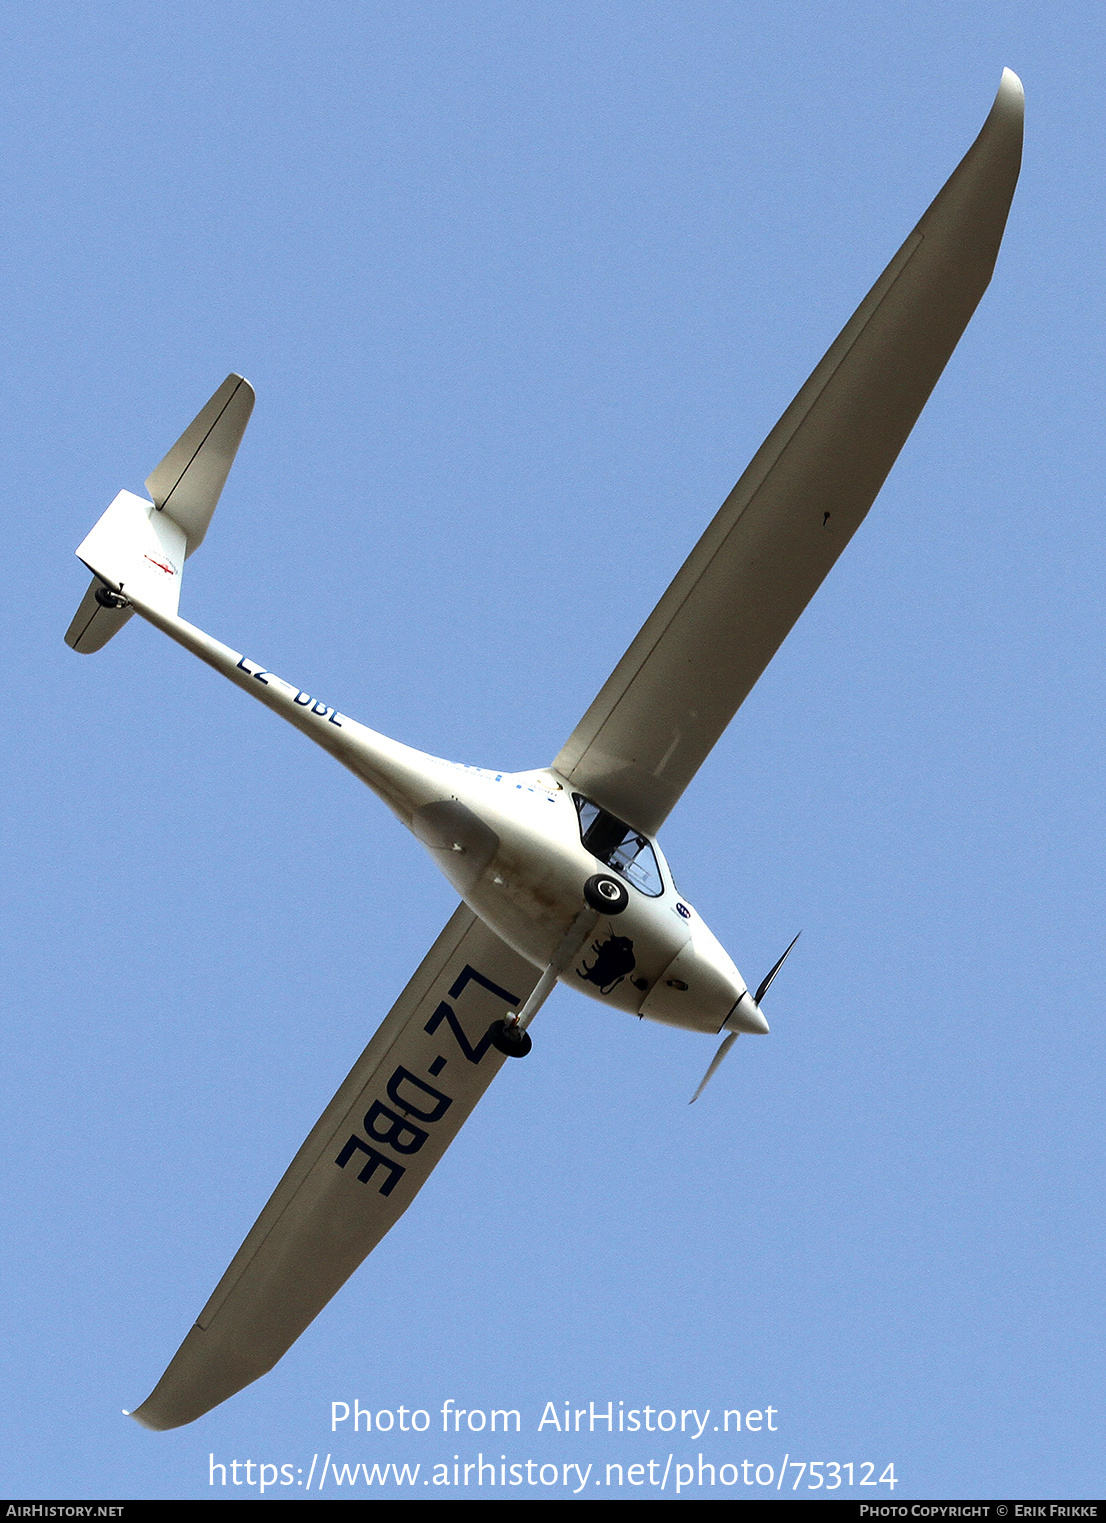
[{"left": 572, "top": 794, "right": 664, "bottom": 897}]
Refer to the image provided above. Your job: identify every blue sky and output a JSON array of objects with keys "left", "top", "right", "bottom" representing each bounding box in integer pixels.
[{"left": 2, "top": 0, "right": 1103, "bottom": 1501}]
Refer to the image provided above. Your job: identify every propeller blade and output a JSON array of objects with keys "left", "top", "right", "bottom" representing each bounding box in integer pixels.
[
  {"left": 689, "top": 1031, "right": 740, "bottom": 1104},
  {"left": 753, "top": 931, "right": 801, "bottom": 1007}
]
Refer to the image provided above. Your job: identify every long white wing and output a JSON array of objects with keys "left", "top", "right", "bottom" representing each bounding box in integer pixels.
[
  {"left": 131, "top": 905, "right": 540, "bottom": 1430},
  {"left": 553, "top": 71, "right": 1023, "bottom": 836}
]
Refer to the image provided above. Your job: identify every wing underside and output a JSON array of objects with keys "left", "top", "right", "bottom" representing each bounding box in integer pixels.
[
  {"left": 131, "top": 905, "right": 540, "bottom": 1430},
  {"left": 553, "top": 71, "right": 1024, "bottom": 836}
]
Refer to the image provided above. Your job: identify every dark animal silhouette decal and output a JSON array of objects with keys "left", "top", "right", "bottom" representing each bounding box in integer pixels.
[{"left": 577, "top": 932, "right": 637, "bottom": 995}]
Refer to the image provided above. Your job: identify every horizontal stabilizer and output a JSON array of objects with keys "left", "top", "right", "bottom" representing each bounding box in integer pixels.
[
  {"left": 70, "top": 489, "right": 186, "bottom": 641},
  {"left": 145, "top": 374, "right": 254, "bottom": 554}
]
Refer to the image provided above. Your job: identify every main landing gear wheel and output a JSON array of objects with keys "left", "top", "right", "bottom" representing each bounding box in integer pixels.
[
  {"left": 487, "top": 1019, "right": 533, "bottom": 1058},
  {"left": 583, "top": 873, "right": 629, "bottom": 915}
]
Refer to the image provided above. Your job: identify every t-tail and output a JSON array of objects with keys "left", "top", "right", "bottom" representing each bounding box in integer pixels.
[
  {"left": 64, "top": 375, "right": 255, "bottom": 653},
  {"left": 63, "top": 375, "right": 482, "bottom": 834}
]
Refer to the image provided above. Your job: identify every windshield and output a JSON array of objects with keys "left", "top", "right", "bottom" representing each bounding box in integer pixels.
[{"left": 572, "top": 795, "right": 664, "bottom": 897}]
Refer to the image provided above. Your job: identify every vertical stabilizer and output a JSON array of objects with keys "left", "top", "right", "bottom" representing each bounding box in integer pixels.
[{"left": 145, "top": 374, "right": 254, "bottom": 554}]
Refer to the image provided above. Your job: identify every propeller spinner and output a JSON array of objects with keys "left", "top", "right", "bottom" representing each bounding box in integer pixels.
[{"left": 689, "top": 932, "right": 801, "bottom": 1103}]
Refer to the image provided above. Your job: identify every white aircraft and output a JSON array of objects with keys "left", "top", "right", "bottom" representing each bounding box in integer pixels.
[{"left": 66, "top": 72, "right": 1022, "bottom": 1430}]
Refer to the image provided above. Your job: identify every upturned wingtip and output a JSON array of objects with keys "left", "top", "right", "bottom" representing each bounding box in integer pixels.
[
  {"left": 127, "top": 1399, "right": 163, "bottom": 1431},
  {"left": 991, "top": 67, "right": 1025, "bottom": 127}
]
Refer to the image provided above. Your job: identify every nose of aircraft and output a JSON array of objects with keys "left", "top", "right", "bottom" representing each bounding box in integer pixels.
[
  {"left": 640, "top": 918, "right": 758, "bottom": 1034},
  {"left": 726, "top": 989, "right": 770, "bottom": 1035}
]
